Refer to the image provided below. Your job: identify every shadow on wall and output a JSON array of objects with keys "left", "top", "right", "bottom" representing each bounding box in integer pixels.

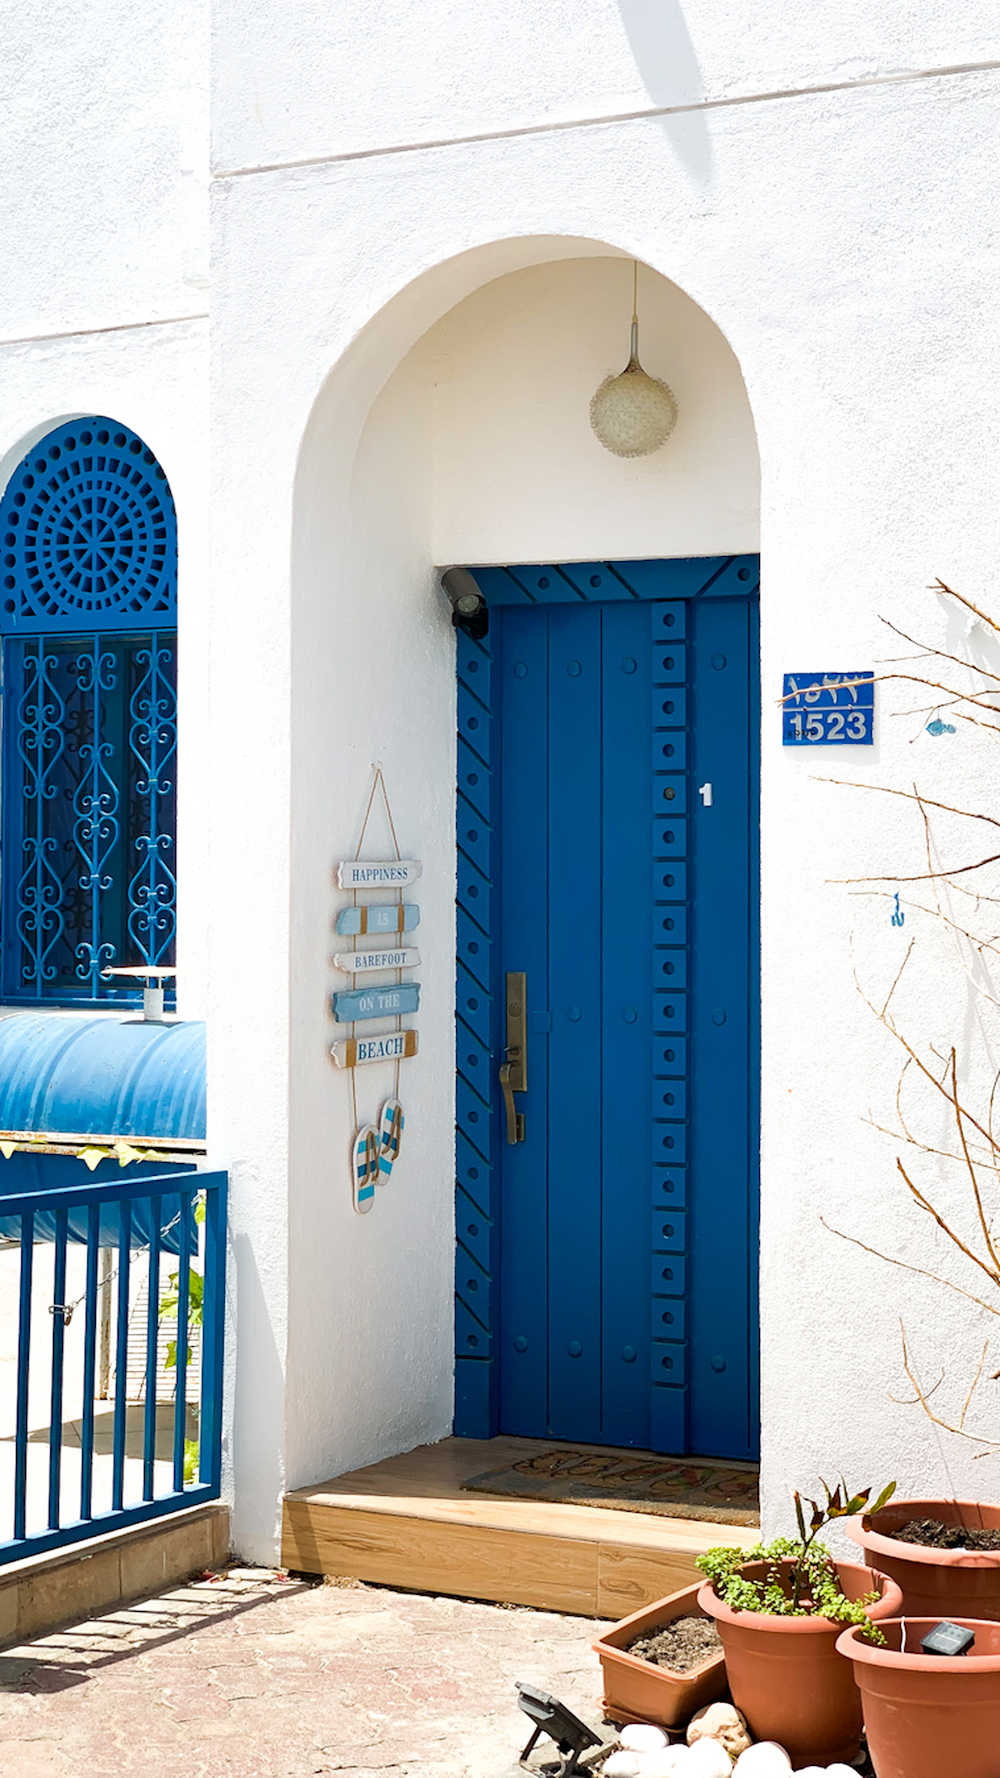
[{"left": 617, "top": 0, "right": 714, "bottom": 184}]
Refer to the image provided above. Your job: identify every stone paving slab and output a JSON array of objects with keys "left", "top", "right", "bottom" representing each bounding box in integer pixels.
[{"left": 0, "top": 1566, "right": 615, "bottom": 1778}]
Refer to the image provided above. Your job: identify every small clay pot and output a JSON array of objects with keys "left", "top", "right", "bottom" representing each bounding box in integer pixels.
[
  {"left": 697, "top": 1559, "right": 902, "bottom": 1768},
  {"left": 845, "top": 1497, "right": 1000, "bottom": 1620},
  {"left": 837, "top": 1616, "right": 1000, "bottom": 1778},
  {"left": 593, "top": 1582, "right": 727, "bottom": 1728}
]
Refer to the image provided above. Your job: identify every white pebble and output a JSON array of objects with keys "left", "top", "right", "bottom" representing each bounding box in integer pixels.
[
  {"left": 621, "top": 1725, "right": 670, "bottom": 1753},
  {"left": 791, "top": 1769, "right": 825, "bottom": 1778},
  {"left": 604, "top": 1755, "right": 643, "bottom": 1778},
  {"left": 685, "top": 1741, "right": 733, "bottom": 1777},
  {"left": 825, "top": 1769, "right": 861, "bottom": 1778},
  {"left": 640, "top": 1752, "right": 693, "bottom": 1778},
  {"left": 733, "top": 1748, "right": 792, "bottom": 1776}
]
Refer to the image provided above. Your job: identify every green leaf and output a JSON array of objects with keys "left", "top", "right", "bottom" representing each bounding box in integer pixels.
[
  {"left": 840, "top": 1490, "right": 870, "bottom": 1517},
  {"left": 164, "top": 1338, "right": 193, "bottom": 1371},
  {"left": 872, "top": 1481, "right": 897, "bottom": 1513},
  {"left": 158, "top": 1267, "right": 204, "bottom": 1333}
]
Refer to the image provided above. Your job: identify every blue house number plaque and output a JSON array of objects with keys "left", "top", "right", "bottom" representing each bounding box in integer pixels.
[{"left": 782, "top": 671, "right": 875, "bottom": 745}]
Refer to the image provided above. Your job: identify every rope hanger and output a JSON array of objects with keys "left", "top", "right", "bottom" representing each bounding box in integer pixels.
[{"left": 347, "top": 765, "right": 405, "bottom": 1135}]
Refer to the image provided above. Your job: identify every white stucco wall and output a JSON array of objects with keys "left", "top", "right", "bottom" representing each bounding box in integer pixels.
[
  {"left": 6, "top": 0, "right": 1000, "bottom": 1563},
  {"left": 209, "top": 55, "right": 1000, "bottom": 1553},
  {"left": 211, "top": 0, "right": 999, "bottom": 174},
  {"left": 4, "top": 0, "right": 208, "bottom": 340}
]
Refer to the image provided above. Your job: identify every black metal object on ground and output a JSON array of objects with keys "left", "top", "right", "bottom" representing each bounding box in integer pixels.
[{"left": 516, "top": 1681, "right": 601, "bottom": 1777}]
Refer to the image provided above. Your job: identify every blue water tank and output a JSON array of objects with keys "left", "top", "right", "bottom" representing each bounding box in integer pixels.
[{"left": 0, "top": 1015, "right": 205, "bottom": 1141}]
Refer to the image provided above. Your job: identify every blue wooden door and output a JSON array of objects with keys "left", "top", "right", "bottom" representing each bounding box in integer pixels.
[{"left": 454, "top": 560, "right": 759, "bottom": 1460}]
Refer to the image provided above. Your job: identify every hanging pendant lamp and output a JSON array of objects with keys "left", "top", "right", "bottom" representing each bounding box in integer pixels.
[{"left": 590, "top": 262, "right": 678, "bottom": 459}]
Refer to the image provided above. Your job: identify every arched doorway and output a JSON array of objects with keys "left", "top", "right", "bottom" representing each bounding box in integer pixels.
[{"left": 288, "top": 240, "right": 759, "bottom": 1497}]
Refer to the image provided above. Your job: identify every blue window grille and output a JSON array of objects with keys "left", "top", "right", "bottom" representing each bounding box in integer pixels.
[{"left": 0, "top": 419, "right": 177, "bottom": 1006}]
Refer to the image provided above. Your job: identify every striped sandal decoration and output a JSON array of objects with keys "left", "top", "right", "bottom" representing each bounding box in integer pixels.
[
  {"left": 353, "top": 1125, "right": 379, "bottom": 1214},
  {"left": 378, "top": 1098, "right": 404, "bottom": 1180}
]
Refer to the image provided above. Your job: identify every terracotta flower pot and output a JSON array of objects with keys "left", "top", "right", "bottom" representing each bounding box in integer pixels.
[
  {"left": 846, "top": 1497, "right": 1000, "bottom": 1620},
  {"left": 697, "top": 1559, "right": 903, "bottom": 1768},
  {"left": 593, "top": 1581, "right": 727, "bottom": 1728},
  {"left": 838, "top": 1616, "right": 1000, "bottom": 1778}
]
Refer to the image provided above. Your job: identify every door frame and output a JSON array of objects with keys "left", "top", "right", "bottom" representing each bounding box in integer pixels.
[{"left": 454, "top": 555, "right": 760, "bottom": 1448}]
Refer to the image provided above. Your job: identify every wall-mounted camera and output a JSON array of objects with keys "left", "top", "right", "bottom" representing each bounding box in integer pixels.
[{"left": 442, "top": 567, "right": 488, "bottom": 640}]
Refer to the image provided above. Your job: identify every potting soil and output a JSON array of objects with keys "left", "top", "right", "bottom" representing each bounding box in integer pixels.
[
  {"left": 891, "top": 1517, "right": 1000, "bottom": 1551},
  {"left": 625, "top": 1614, "right": 723, "bottom": 1672}
]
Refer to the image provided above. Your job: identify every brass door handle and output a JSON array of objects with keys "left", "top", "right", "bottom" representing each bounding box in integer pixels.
[
  {"left": 499, "top": 1061, "right": 524, "bottom": 1145},
  {"left": 501, "top": 972, "right": 528, "bottom": 1144}
]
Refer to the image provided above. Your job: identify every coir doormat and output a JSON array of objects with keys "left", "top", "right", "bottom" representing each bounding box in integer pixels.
[{"left": 462, "top": 1448, "right": 760, "bottom": 1526}]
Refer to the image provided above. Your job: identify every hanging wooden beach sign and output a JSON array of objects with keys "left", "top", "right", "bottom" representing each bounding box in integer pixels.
[
  {"left": 333, "top": 983, "right": 421, "bottom": 1023},
  {"left": 338, "top": 860, "right": 422, "bottom": 889},
  {"left": 336, "top": 904, "right": 420, "bottom": 936},
  {"left": 332, "top": 1030, "right": 419, "bottom": 1069},
  {"left": 336, "top": 769, "right": 421, "bottom": 1214},
  {"left": 334, "top": 947, "right": 421, "bottom": 974}
]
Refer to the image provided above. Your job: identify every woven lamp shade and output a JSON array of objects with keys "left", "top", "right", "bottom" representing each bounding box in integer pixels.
[{"left": 590, "top": 296, "right": 678, "bottom": 459}]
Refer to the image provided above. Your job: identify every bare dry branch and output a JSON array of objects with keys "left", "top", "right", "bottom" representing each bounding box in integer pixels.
[
  {"left": 850, "top": 891, "right": 1000, "bottom": 958},
  {"left": 960, "top": 1341, "right": 991, "bottom": 1430},
  {"left": 900, "top": 1323, "right": 1000, "bottom": 1447},
  {"left": 851, "top": 958, "right": 998, "bottom": 1153},
  {"left": 950, "top": 1047, "right": 1000, "bottom": 1274},
  {"left": 819, "top": 779, "right": 1000, "bottom": 835},
  {"left": 934, "top": 579, "right": 1000, "bottom": 639},
  {"left": 890, "top": 1369, "right": 946, "bottom": 1407},
  {"left": 820, "top": 1218, "right": 1000, "bottom": 1316},
  {"left": 879, "top": 614, "right": 1000, "bottom": 681},
  {"left": 899, "top": 1158, "right": 1000, "bottom": 1289}
]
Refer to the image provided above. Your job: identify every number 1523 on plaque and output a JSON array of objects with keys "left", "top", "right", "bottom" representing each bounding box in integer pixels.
[{"left": 782, "top": 671, "right": 874, "bottom": 746}]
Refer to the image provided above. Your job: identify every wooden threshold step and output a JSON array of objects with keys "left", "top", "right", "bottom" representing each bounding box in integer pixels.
[{"left": 281, "top": 1436, "right": 758, "bottom": 1619}]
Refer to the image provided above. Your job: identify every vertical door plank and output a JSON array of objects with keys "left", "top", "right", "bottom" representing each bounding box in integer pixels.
[
  {"left": 498, "top": 607, "right": 550, "bottom": 1435},
  {"left": 690, "top": 598, "right": 754, "bottom": 1458},
  {"left": 600, "top": 602, "right": 652, "bottom": 1446},
  {"left": 546, "top": 604, "right": 603, "bottom": 1438}
]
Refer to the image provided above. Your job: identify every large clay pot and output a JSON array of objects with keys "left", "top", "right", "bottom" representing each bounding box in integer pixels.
[
  {"left": 697, "top": 1559, "right": 902, "bottom": 1768},
  {"left": 837, "top": 1616, "right": 1000, "bottom": 1778},
  {"left": 592, "top": 1581, "right": 727, "bottom": 1728},
  {"left": 846, "top": 1497, "right": 1000, "bottom": 1620}
]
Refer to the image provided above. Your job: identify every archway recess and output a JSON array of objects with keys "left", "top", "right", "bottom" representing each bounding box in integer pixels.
[{"left": 284, "top": 237, "right": 760, "bottom": 1493}]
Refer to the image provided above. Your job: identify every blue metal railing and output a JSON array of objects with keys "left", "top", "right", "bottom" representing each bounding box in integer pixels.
[{"left": 0, "top": 1169, "right": 226, "bottom": 1565}]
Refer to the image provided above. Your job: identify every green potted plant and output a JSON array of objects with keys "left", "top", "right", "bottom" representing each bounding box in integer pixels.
[{"left": 696, "top": 1479, "right": 902, "bottom": 1769}]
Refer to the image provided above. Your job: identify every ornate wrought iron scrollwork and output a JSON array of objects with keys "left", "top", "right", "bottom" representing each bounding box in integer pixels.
[
  {"left": 72, "top": 642, "right": 122, "bottom": 998},
  {"left": 0, "top": 419, "right": 178, "bottom": 1007},
  {"left": 14, "top": 645, "right": 67, "bottom": 991},
  {"left": 126, "top": 637, "right": 177, "bottom": 967}
]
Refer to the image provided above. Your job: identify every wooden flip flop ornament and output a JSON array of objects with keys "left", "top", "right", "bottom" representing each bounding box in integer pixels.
[
  {"left": 378, "top": 1098, "right": 404, "bottom": 1180},
  {"left": 353, "top": 1126, "right": 379, "bottom": 1214}
]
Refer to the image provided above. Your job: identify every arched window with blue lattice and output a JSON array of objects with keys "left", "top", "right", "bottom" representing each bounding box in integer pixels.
[{"left": 0, "top": 418, "right": 177, "bottom": 1006}]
